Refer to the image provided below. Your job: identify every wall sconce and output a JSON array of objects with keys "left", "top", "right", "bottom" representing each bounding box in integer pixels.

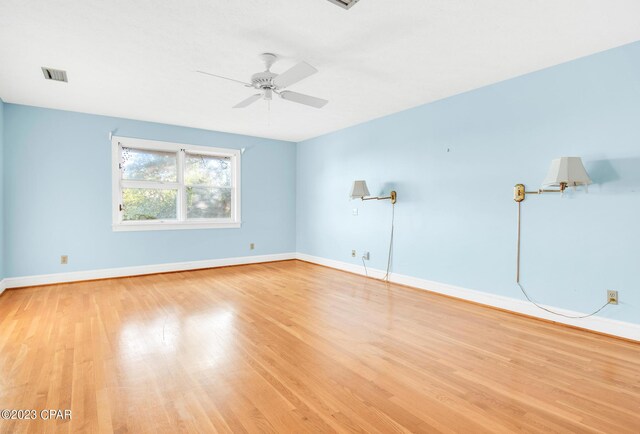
[
  {"left": 514, "top": 157, "right": 592, "bottom": 202},
  {"left": 513, "top": 157, "right": 613, "bottom": 318},
  {"left": 350, "top": 180, "right": 397, "bottom": 204},
  {"left": 514, "top": 157, "right": 591, "bottom": 283},
  {"left": 350, "top": 179, "right": 397, "bottom": 282}
]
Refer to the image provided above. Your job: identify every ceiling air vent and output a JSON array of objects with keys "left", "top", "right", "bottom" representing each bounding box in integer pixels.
[
  {"left": 41, "top": 67, "right": 68, "bottom": 82},
  {"left": 326, "top": 0, "right": 360, "bottom": 9}
]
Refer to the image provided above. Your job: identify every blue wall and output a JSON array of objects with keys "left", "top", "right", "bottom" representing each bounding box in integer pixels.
[
  {"left": 3, "top": 105, "right": 296, "bottom": 277},
  {"left": 0, "top": 98, "right": 4, "bottom": 280},
  {"left": 297, "top": 42, "right": 640, "bottom": 324}
]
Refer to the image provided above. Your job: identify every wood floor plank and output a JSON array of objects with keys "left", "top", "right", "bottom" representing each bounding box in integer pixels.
[{"left": 0, "top": 260, "right": 638, "bottom": 433}]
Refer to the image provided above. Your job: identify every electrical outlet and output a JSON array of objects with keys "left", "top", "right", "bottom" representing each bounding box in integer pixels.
[
  {"left": 352, "top": 208, "right": 358, "bottom": 216},
  {"left": 351, "top": 250, "right": 356, "bottom": 257},
  {"left": 250, "top": 243, "right": 255, "bottom": 250},
  {"left": 607, "top": 290, "right": 618, "bottom": 305},
  {"left": 362, "top": 251, "right": 370, "bottom": 260},
  {"left": 60, "top": 255, "right": 68, "bottom": 265}
]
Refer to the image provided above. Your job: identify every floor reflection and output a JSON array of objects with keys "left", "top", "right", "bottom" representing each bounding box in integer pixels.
[{"left": 117, "top": 308, "right": 236, "bottom": 377}]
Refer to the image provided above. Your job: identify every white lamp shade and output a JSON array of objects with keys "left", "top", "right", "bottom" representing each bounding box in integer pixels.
[
  {"left": 350, "top": 180, "right": 370, "bottom": 199},
  {"left": 542, "top": 157, "right": 592, "bottom": 187}
]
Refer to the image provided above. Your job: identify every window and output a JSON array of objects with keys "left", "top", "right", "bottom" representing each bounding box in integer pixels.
[{"left": 112, "top": 136, "right": 241, "bottom": 231}]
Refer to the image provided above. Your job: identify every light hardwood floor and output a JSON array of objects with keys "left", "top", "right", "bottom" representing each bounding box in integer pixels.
[{"left": 0, "top": 260, "right": 638, "bottom": 433}]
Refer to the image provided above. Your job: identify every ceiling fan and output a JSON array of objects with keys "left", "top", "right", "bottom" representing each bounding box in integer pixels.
[{"left": 197, "top": 53, "right": 328, "bottom": 109}]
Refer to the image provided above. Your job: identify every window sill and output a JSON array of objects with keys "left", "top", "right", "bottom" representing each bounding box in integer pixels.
[{"left": 112, "top": 221, "right": 242, "bottom": 232}]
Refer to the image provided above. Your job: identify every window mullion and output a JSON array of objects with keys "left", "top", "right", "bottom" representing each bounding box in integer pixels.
[
  {"left": 121, "top": 180, "right": 180, "bottom": 190},
  {"left": 178, "top": 149, "right": 186, "bottom": 222},
  {"left": 233, "top": 155, "right": 239, "bottom": 222},
  {"left": 117, "top": 143, "right": 125, "bottom": 224}
]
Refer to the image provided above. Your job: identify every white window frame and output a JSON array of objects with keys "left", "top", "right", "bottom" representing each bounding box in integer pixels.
[{"left": 111, "top": 136, "right": 241, "bottom": 231}]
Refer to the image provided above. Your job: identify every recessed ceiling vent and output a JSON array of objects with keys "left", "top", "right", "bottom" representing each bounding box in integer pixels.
[
  {"left": 41, "top": 67, "right": 68, "bottom": 82},
  {"left": 326, "top": 0, "right": 360, "bottom": 9}
]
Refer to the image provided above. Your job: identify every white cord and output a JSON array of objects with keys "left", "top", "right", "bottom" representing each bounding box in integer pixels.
[
  {"left": 361, "top": 202, "right": 394, "bottom": 282},
  {"left": 382, "top": 202, "right": 395, "bottom": 281},
  {"left": 361, "top": 256, "right": 368, "bottom": 277},
  {"left": 516, "top": 201, "right": 610, "bottom": 319},
  {"left": 516, "top": 282, "right": 610, "bottom": 319}
]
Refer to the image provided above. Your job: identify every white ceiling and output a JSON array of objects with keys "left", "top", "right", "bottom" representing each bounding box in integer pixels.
[{"left": 1, "top": 1, "right": 639, "bottom": 142}]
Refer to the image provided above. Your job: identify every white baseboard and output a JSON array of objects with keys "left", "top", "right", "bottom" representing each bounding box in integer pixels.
[
  {"left": 295, "top": 253, "right": 640, "bottom": 342},
  {"left": 2, "top": 253, "right": 296, "bottom": 289},
  {"left": 3, "top": 252, "right": 637, "bottom": 342}
]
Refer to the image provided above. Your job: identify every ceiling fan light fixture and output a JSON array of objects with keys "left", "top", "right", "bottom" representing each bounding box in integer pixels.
[{"left": 198, "top": 53, "right": 328, "bottom": 110}]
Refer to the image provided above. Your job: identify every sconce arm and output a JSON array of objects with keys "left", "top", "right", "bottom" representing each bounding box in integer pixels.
[
  {"left": 361, "top": 191, "right": 397, "bottom": 204},
  {"left": 514, "top": 183, "right": 567, "bottom": 202}
]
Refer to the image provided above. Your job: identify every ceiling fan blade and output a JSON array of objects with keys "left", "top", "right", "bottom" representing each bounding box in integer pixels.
[
  {"left": 279, "top": 91, "right": 328, "bottom": 109},
  {"left": 233, "top": 94, "right": 263, "bottom": 108},
  {"left": 197, "top": 70, "right": 252, "bottom": 86},
  {"left": 272, "top": 62, "right": 318, "bottom": 89}
]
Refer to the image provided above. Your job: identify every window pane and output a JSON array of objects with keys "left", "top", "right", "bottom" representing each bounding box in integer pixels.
[
  {"left": 122, "top": 188, "right": 177, "bottom": 221},
  {"left": 186, "top": 187, "right": 232, "bottom": 219},
  {"left": 122, "top": 148, "right": 177, "bottom": 182},
  {"left": 185, "top": 154, "right": 231, "bottom": 187}
]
